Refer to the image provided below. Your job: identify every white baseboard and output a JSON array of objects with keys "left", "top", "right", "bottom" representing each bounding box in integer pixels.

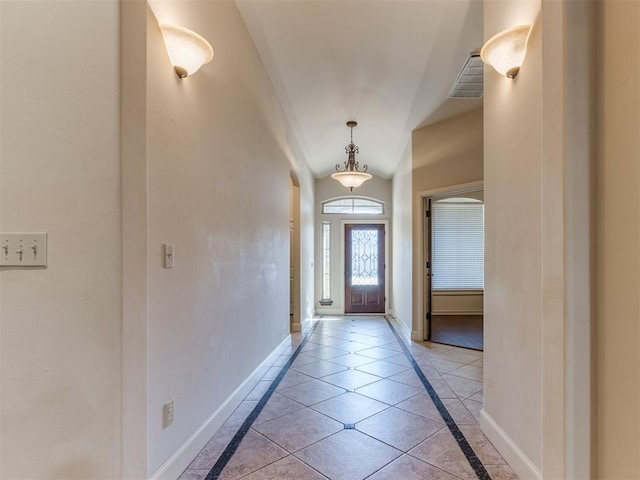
[
  {"left": 149, "top": 336, "right": 292, "bottom": 480},
  {"left": 387, "top": 310, "right": 411, "bottom": 343},
  {"left": 432, "top": 310, "right": 483, "bottom": 316},
  {"left": 480, "top": 410, "right": 542, "bottom": 480},
  {"left": 315, "top": 307, "right": 343, "bottom": 315},
  {"left": 301, "top": 316, "right": 316, "bottom": 333},
  {"left": 411, "top": 331, "right": 423, "bottom": 341}
]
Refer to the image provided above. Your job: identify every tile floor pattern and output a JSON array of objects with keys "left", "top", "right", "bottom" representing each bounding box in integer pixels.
[{"left": 180, "top": 317, "right": 519, "bottom": 480}]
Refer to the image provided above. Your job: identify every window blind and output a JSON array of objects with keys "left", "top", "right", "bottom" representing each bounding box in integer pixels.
[{"left": 431, "top": 201, "right": 484, "bottom": 290}]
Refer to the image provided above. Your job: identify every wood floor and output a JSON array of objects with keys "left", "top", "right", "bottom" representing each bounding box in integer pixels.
[{"left": 430, "top": 315, "right": 483, "bottom": 351}]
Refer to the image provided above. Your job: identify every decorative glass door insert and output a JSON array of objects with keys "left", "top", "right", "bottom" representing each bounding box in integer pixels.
[{"left": 351, "top": 229, "right": 380, "bottom": 286}]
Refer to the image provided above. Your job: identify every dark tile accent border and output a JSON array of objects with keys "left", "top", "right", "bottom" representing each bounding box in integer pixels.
[
  {"left": 384, "top": 317, "right": 491, "bottom": 480},
  {"left": 204, "top": 321, "right": 320, "bottom": 480},
  {"left": 202, "top": 318, "right": 491, "bottom": 480}
]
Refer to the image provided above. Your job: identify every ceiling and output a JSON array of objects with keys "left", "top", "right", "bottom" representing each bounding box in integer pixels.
[{"left": 236, "top": 0, "right": 484, "bottom": 179}]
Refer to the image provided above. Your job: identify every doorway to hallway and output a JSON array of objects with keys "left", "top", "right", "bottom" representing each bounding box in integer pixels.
[
  {"left": 425, "top": 191, "right": 484, "bottom": 350},
  {"left": 289, "top": 175, "right": 302, "bottom": 332},
  {"left": 345, "top": 224, "right": 385, "bottom": 314}
]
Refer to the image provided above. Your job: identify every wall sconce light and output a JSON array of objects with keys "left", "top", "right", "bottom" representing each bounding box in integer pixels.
[
  {"left": 480, "top": 25, "right": 531, "bottom": 79},
  {"left": 331, "top": 121, "right": 372, "bottom": 191},
  {"left": 160, "top": 24, "right": 214, "bottom": 78}
]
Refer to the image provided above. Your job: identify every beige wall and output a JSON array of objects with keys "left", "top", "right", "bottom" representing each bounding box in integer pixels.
[
  {"left": 391, "top": 142, "right": 413, "bottom": 332},
  {"left": 411, "top": 108, "right": 483, "bottom": 339},
  {"left": 1, "top": 0, "right": 315, "bottom": 478},
  {"left": 483, "top": 1, "right": 596, "bottom": 478},
  {"left": 314, "top": 176, "right": 391, "bottom": 314},
  {"left": 597, "top": 1, "right": 640, "bottom": 477},
  {"left": 143, "top": 1, "right": 315, "bottom": 475},
  {"left": 483, "top": 2, "right": 544, "bottom": 475},
  {"left": 432, "top": 293, "right": 483, "bottom": 315},
  {"left": 0, "top": 1, "right": 122, "bottom": 478},
  {"left": 122, "top": 2, "right": 150, "bottom": 477},
  {"left": 412, "top": 109, "right": 483, "bottom": 192}
]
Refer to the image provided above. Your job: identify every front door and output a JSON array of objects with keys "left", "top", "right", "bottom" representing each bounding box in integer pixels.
[{"left": 345, "top": 224, "right": 385, "bottom": 314}]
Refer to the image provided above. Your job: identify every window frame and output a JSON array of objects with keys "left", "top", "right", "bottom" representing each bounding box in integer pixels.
[
  {"left": 320, "top": 222, "right": 332, "bottom": 304},
  {"left": 321, "top": 197, "right": 384, "bottom": 215}
]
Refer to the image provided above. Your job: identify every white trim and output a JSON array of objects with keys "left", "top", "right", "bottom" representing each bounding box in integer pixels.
[
  {"left": 296, "top": 315, "right": 317, "bottom": 334},
  {"left": 322, "top": 196, "right": 385, "bottom": 215},
  {"left": 148, "top": 335, "right": 292, "bottom": 480},
  {"left": 432, "top": 290, "right": 484, "bottom": 296},
  {"left": 388, "top": 309, "right": 411, "bottom": 341},
  {"left": 341, "top": 220, "right": 390, "bottom": 315},
  {"left": 431, "top": 310, "right": 483, "bottom": 316},
  {"left": 315, "top": 307, "right": 343, "bottom": 315},
  {"left": 322, "top": 194, "right": 386, "bottom": 203},
  {"left": 290, "top": 183, "right": 301, "bottom": 335},
  {"left": 415, "top": 180, "right": 484, "bottom": 200},
  {"left": 300, "top": 315, "right": 316, "bottom": 334},
  {"left": 480, "top": 410, "right": 542, "bottom": 480}
]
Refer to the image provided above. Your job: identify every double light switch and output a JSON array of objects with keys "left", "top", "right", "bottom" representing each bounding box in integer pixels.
[{"left": 0, "top": 233, "right": 48, "bottom": 267}]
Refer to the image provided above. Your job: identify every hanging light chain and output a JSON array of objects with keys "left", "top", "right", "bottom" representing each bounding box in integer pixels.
[{"left": 335, "top": 121, "right": 367, "bottom": 173}]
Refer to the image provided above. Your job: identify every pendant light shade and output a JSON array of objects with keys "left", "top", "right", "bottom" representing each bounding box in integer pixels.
[
  {"left": 160, "top": 24, "right": 214, "bottom": 78},
  {"left": 480, "top": 25, "right": 531, "bottom": 79},
  {"left": 331, "top": 121, "right": 372, "bottom": 191}
]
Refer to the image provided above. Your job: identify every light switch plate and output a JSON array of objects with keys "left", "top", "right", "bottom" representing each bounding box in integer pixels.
[
  {"left": 163, "top": 244, "right": 174, "bottom": 268},
  {"left": 163, "top": 400, "right": 174, "bottom": 428},
  {"left": 0, "top": 233, "right": 48, "bottom": 267}
]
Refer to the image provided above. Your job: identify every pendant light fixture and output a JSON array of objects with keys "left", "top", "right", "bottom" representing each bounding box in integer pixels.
[{"left": 331, "top": 121, "right": 372, "bottom": 191}]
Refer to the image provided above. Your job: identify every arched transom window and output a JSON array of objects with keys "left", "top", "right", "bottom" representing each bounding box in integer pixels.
[{"left": 322, "top": 197, "right": 384, "bottom": 215}]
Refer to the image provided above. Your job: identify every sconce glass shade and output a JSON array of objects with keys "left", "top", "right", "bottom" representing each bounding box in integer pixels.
[
  {"left": 331, "top": 171, "right": 372, "bottom": 190},
  {"left": 160, "top": 24, "right": 214, "bottom": 78},
  {"left": 480, "top": 25, "right": 531, "bottom": 79}
]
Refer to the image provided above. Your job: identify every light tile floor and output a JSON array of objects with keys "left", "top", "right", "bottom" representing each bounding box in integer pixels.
[{"left": 180, "top": 316, "right": 519, "bottom": 480}]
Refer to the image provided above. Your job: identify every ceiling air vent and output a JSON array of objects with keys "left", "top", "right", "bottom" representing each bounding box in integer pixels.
[{"left": 448, "top": 53, "right": 483, "bottom": 98}]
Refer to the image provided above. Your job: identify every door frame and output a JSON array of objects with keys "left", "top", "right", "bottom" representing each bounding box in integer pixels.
[
  {"left": 341, "top": 219, "right": 389, "bottom": 315},
  {"left": 414, "top": 181, "right": 483, "bottom": 341},
  {"left": 425, "top": 190, "right": 485, "bottom": 342},
  {"left": 290, "top": 178, "right": 301, "bottom": 332}
]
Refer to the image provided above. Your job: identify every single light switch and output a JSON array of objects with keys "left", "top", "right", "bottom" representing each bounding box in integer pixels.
[
  {"left": 163, "top": 244, "right": 174, "bottom": 268},
  {"left": 0, "top": 233, "right": 48, "bottom": 267}
]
